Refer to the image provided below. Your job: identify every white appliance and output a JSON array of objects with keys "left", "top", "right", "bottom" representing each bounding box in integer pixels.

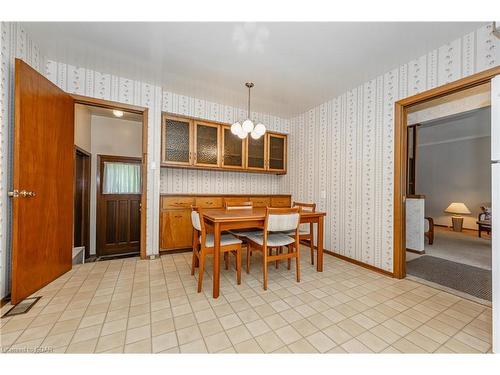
[{"left": 492, "top": 75, "right": 500, "bottom": 354}]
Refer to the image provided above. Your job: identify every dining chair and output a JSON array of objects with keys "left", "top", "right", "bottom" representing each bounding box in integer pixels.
[
  {"left": 282, "top": 201, "right": 316, "bottom": 265},
  {"left": 190, "top": 206, "right": 242, "bottom": 293},
  {"left": 245, "top": 207, "right": 301, "bottom": 290}
]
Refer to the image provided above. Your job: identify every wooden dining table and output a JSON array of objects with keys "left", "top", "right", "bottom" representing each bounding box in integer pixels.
[{"left": 202, "top": 207, "right": 327, "bottom": 298}]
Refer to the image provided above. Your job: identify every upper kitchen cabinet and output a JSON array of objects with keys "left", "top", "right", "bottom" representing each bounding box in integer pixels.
[
  {"left": 160, "top": 113, "right": 287, "bottom": 174},
  {"left": 161, "top": 114, "right": 193, "bottom": 166},
  {"left": 267, "top": 133, "right": 287, "bottom": 173},
  {"left": 221, "top": 125, "right": 245, "bottom": 170},
  {"left": 193, "top": 121, "right": 220, "bottom": 167},
  {"left": 246, "top": 133, "right": 267, "bottom": 171}
]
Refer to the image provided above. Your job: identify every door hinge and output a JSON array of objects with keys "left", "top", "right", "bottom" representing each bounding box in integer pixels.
[{"left": 8, "top": 190, "right": 19, "bottom": 198}]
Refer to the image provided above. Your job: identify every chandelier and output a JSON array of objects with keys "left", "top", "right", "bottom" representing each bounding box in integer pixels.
[{"left": 231, "top": 82, "right": 266, "bottom": 139}]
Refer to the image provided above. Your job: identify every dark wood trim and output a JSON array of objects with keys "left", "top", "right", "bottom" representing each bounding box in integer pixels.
[
  {"left": 324, "top": 250, "right": 395, "bottom": 278},
  {"left": 406, "top": 194, "right": 426, "bottom": 199},
  {"left": 393, "top": 65, "right": 500, "bottom": 279},
  {"left": 73, "top": 95, "right": 148, "bottom": 260},
  {"left": 74, "top": 147, "right": 91, "bottom": 259}
]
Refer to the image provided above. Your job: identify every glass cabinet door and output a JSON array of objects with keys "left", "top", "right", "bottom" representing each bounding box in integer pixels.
[
  {"left": 194, "top": 121, "right": 220, "bottom": 167},
  {"left": 162, "top": 115, "right": 192, "bottom": 165},
  {"left": 222, "top": 126, "right": 245, "bottom": 169},
  {"left": 267, "top": 133, "right": 286, "bottom": 172},
  {"left": 246, "top": 133, "right": 267, "bottom": 170}
]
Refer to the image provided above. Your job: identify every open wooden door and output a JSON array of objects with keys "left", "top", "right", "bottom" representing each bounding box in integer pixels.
[{"left": 10, "top": 59, "right": 75, "bottom": 304}]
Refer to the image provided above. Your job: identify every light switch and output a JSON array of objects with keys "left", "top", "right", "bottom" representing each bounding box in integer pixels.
[
  {"left": 320, "top": 190, "right": 326, "bottom": 199},
  {"left": 150, "top": 161, "right": 156, "bottom": 170}
]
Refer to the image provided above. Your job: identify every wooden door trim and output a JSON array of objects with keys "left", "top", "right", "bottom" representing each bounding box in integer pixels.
[
  {"left": 193, "top": 120, "right": 221, "bottom": 167},
  {"left": 393, "top": 65, "right": 500, "bottom": 279},
  {"left": 75, "top": 146, "right": 91, "bottom": 259},
  {"left": 72, "top": 94, "right": 148, "bottom": 260}
]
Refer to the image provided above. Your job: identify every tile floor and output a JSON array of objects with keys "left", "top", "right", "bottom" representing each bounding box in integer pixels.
[{"left": 0, "top": 247, "right": 492, "bottom": 353}]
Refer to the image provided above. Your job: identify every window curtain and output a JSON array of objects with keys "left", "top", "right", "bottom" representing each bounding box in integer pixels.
[{"left": 103, "top": 162, "right": 141, "bottom": 194}]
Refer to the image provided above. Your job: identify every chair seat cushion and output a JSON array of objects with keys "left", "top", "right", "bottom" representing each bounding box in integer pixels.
[
  {"left": 201, "top": 233, "right": 242, "bottom": 248},
  {"left": 229, "top": 229, "right": 263, "bottom": 237},
  {"left": 246, "top": 233, "right": 295, "bottom": 247},
  {"left": 282, "top": 229, "right": 310, "bottom": 236}
]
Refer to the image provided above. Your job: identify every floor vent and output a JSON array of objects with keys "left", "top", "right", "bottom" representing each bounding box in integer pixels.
[{"left": 2, "top": 296, "right": 41, "bottom": 317}]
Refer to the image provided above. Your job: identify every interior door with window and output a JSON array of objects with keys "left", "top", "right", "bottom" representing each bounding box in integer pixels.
[
  {"left": 97, "top": 155, "right": 141, "bottom": 256},
  {"left": 11, "top": 59, "right": 75, "bottom": 304}
]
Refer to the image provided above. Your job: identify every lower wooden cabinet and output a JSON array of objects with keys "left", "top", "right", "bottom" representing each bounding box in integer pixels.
[{"left": 159, "top": 194, "right": 291, "bottom": 252}]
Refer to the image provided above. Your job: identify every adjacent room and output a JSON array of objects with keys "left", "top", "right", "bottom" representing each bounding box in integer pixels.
[{"left": 405, "top": 91, "right": 492, "bottom": 302}]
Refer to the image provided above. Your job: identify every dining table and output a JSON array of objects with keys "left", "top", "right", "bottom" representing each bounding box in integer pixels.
[{"left": 201, "top": 207, "right": 327, "bottom": 298}]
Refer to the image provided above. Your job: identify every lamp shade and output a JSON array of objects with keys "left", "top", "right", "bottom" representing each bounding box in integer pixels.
[{"left": 444, "top": 202, "right": 471, "bottom": 215}]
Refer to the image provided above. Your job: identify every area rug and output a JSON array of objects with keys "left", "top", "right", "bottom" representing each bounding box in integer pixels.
[{"left": 406, "top": 255, "right": 491, "bottom": 301}]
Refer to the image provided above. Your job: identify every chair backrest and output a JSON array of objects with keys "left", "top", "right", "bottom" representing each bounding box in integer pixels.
[
  {"left": 191, "top": 206, "right": 202, "bottom": 231},
  {"left": 293, "top": 201, "right": 316, "bottom": 212},
  {"left": 225, "top": 201, "right": 253, "bottom": 210},
  {"left": 265, "top": 207, "right": 300, "bottom": 233}
]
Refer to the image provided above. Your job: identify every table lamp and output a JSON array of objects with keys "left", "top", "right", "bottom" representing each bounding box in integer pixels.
[{"left": 444, "top": 202, "right": 471, "bottom": 232}]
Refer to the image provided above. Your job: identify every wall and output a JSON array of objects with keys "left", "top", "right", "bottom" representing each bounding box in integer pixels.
[
  {"left": 74, "top": 104, "right": 91, "bottom": 152},
  {"left": 160, "top": 91, "right": 290, "bottom": 195},
  {"left": 0, "top": 22, "right": 42, "bottom": 299},
  {"left": 89, "top": 115, "right": 142, "bottom": 255},
  {"left": 288, "top": 23, "right": 499, "bottom": 272},
  {"left": 416, "top": 108, "right": 492, "bottom": 230}
]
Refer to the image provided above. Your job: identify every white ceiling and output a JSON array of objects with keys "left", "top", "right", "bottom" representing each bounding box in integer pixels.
[{"left": 22, "top": 22, "right": 486, "bottom": 117}]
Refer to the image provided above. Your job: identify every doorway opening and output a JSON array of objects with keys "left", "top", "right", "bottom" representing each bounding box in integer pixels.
[
  {"left": 73, "top": 100, "right": 147, "bottom": 261},
  {"left": 393, "top": 67, "right": 500, "bottom": 304}
]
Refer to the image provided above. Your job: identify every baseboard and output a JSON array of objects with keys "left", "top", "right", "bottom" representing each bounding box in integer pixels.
[
  {"left": 1, "top": 294, "right": 11, "bottom": 307},
  {"left": 159, "top": 248, "right": 192, "bottom": 255},
  {"left": 406, "top": 248, "right": 425, "bottom": 255},
  {"left": 324, "top": 250, "right": 394, "bottom": 277}
]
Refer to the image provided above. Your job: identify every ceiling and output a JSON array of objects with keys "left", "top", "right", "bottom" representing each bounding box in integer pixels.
[
  {"left": 22, "top": 22, "right": 486, "bottom": 117},
  {"left": 80, "top": 104, "right": 143, "bottom": 122}
]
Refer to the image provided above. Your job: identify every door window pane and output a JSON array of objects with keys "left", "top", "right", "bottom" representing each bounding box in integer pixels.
[{"left": 103, "top": 162, "right": 141, "bottom": 194}]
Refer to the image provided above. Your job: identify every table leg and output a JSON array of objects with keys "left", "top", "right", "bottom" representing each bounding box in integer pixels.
[
  {"left": 213, "top": 222, "right": 221, "bottom": 298},
  {"left": 317, "top": 216, "right": 324, "bottom": 272}
]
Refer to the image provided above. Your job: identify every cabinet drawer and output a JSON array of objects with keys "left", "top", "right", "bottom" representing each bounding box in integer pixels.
[
  {"left": 162, "top": 196, "right": 195, "bottom": 210},
  {"left": 224, "top": 197, "right": 250, "bottom": 206},
  {"left": 271, "top": 196, "right": 291, "bottom": 207},
  {"left": 250, "top": 196, "right": 270, "bottom": 207},
  {"left": 195, "top": 197, "right": 223, "bottom": 208}
]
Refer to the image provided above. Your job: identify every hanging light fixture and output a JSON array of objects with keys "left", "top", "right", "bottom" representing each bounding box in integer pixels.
[{"left": 231, "top": 82, "right": 266, "bottom": 139}]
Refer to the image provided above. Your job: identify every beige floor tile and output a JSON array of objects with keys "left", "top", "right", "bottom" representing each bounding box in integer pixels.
[
  {"left": 288, "top": 338, "right": 319, "bottom": 353},
  {"left": 79, "top": 313, "right": 106, "bottom": 329},
  {"left": 226, "top": 324, "right": 252, "bottom": 345},
  {"left": 322, "top": 324, "right": 352, "bottom": 345},
  {"left": 453, "top": 331, "right": 490, "bottom": 352},
  {"left": 443, "top": 337, "right": 481, "bottom": 353},
  {"left": 382, "top": 318, "right": 412, "bottom": 336},
  {"left": 369, "top": 324, "right": 401, "bottom": 345},
  {"left": 405, "top": 331, "right": 441, "bottom": 352},
  {"left": 126, "top": 324, "right": 151, "bottom": 345},
  {"left": 127, "top": 313, "right": 150, "bottom": 329},
  {"left": 71, "top": 324, "right": 102, "bottom": 344},
  {"left": 177, "top": 324, "right": 202, "bottom": 345},
  {"left": 66, "top": 337, "right": 98, "bottom": 353},
  {"left": 356, "top": 331, "right": 389, "bottom": 352},
  {"left": 255, "top": 331, "right": 285, "bottom": 353},
  {"left": 16, "top": 323, "right": 53, "bottom": 344},
  {"left": 392, "top": 338, "right": 427, "bottom": 353},
  {"left": 305, "top": 331, "right": 336, "bottom": 353},
  {"left": 415, "top": 324, "right": 450, "bottom": 345},
  {"left": 204, "top": 331, "right": 233, "bottom": 353},
  {"left": 96, "top": 331, "right": 126, "bottom": 353},
  {"left": 180, "top": 339, "right": 208, "bottom": 353},
  {"left": 246, "top": 319, "right": 272, "bottom": 337},
  {"left": 337, "top": 318, "right": 366, "bottom": 337},
  {"left": 42, "top": 331, "right": 74, "bottom": 348},
  {"left": 174, "top": 313, "right": 197, "bottom": 330},
  {"left": 341, "top": 338, "right": 373, "bottom": 353},
  {"left": 219, "top": 313, "right": 243, "bottom": 330},
  {"left": 152, "top": 331, "right": 178, "bottom": 352},
  {"left": 101, "top": 318, "right": 128, "bottom": 336},
  {"left": 234, "top": 338, "right": 264, "bottom": 353},
  {"left": 275, "top": 325, "right": 302, "bottom": 345},
  {"left": 199, "top": 318, "right": 224, "bottom": 337},
  {"left": 123, "top": 337, "right": 152, "bottom": 353},
  {"left": 152, "top": 318, "right": 175, "bottom": 337}
]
